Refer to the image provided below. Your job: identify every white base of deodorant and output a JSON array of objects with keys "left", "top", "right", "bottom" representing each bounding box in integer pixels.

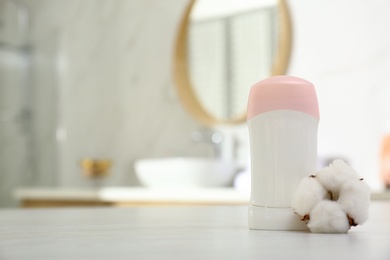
[
  {"left": 248, "top": 110, "right": 319, "bottom": 230},
  {"left": 248, "top": 205, "right": 308, "bottom": 231}
]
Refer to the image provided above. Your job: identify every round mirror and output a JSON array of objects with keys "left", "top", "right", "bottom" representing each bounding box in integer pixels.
[{"left": 173, "top": 0, "right": 292, "bottom": 126}]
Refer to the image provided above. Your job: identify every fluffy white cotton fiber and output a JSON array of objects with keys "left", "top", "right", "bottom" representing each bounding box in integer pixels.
[
  {"left": 338, "top": 180, "right": 370, "bottom": 225},
  {"left": 315, "top": 159, "right": 360, "bottom": 200},
  {"left": 291, "top": 176, "right": 330, "bottom": 218},
  {"left": 292, "top": 159, "right": 370, "bottom": 233},
  {"left": 307, "top": 200, "right": 350, "bottom": 233}
]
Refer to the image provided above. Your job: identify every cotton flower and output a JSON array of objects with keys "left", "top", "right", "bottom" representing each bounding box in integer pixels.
[
  {"left": 307, "top": 200, "right": 350, "bottom": 233},
  {"left": 338, "top": 179, "right": 371, "bottom": 225},
  {"left": 315, "top": 159, "right": 361, "bottom": 200},
  {"left": 291, "top": 176, "right": 330, "bottom": 219},
  {"left": 291, "top": 159, "right": 370, "bottom": 233}
]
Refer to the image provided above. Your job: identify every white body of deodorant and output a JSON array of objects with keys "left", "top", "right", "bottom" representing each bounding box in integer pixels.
[{"left": 247, "top": 76, "right": 320, "bottom": 230}]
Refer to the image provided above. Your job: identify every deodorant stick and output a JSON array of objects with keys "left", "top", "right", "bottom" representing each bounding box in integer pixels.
[{"left": 247, "top": 75, "right": 320, "bottom": 230}]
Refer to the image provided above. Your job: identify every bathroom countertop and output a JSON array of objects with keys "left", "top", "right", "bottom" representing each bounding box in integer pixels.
[
  {"left": 14, "top": 187, "right": 250, "bottom": 207},
  {"left": 0, "top": 201, "right": 390, "bottom": 260},
  {"left": 14, "top": 187, "right": 390, "bottom": 205}
]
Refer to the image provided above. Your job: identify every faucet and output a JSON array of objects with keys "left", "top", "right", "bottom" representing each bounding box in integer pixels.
[{"left": 191, "top": 128, "right": 223, "bottom": 158}]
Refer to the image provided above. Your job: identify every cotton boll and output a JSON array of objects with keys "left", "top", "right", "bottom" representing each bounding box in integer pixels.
[
  {"left": 315, "top": 166, "right": 343, "bottom": 200},
  {"left": 338, "top": 180, "right": 371, "bottom": 225},
  {"left": 316, "top": 160, "right": 360, "bottom": 200},
  {"left": 291, "top": 176, "right": 330, "bottom": 218},
  {"left": 330, "top": 160, "right": 360, "bottom": 180},
  {"left": 307, "top": 200, "right": 350, "bottom": 233}
]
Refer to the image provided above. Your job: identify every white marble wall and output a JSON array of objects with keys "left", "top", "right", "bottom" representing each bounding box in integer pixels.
[
  {"left": 287, "top": 0, "right": 390, "bottom": 190},
  {"left": 27, "top": 0, "right": 210, "bottom": 188}
]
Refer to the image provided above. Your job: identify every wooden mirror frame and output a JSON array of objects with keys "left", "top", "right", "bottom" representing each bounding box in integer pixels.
[{"left": 173, "top": 0, "right": 292, "bottom": 126}]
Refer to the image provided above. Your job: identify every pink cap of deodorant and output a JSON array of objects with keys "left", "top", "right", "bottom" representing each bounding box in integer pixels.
[{"left": 247, "top": 75, "right": 319, "bottom": 120}]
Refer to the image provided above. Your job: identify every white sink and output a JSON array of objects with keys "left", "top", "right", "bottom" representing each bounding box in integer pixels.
[{"left": 134, "top": 157, "right": 237, "bottom": 188}]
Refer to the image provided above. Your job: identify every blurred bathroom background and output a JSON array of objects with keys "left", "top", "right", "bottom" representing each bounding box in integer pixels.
[{"left": 1, "top": 0, "right": 390, "bottom": 207}]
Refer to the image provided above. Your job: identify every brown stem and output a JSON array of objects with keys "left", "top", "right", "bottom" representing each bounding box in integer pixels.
[
  {"left": 347, "top": 214, "right": 358, "bottom": 226},
  {"left": 301, "top": 214, "right": 310, "bottom": 222},
  {"left": 328, "top": 191, "right": 333, "bottom": 201}
]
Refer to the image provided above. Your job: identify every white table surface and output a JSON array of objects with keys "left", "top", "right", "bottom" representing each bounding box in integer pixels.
[{"left": 1, "top": 201, "right": 390, "bottom": 260}]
